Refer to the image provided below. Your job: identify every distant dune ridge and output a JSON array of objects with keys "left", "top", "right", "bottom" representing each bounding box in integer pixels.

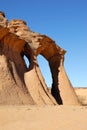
[
  {"left": 0, "top": 11, "right": 80, "bottom": 105},
  {"left": 75, "top": 87, "right": 87, "bottom": 105}
]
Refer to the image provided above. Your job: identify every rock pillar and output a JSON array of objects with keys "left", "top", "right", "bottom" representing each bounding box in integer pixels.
[{"left": 49, "top": 54, "right": 80, "bottom": 105}]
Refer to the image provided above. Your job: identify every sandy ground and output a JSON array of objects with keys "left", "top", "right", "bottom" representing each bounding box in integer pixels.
[
  {"left": 0, "top": 105, "right": 87, "bottom": 130},
  {"left": 75, "top": 88, "right": 87, "bottom": 105}
]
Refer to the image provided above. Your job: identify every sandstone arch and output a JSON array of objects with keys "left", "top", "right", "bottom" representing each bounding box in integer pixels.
[
  {"left": 0, "top": 11, "right": 80, "bottom": 105},
  {"left": 35, "top": 36, "right": 80, "bottom": 105},
  {"left": 0, "top": 27, "right": 35, "bottom": 104}
]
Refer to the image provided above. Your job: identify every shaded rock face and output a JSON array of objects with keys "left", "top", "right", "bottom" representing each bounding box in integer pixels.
[{"left": 0, "top": 11, "right": 80, "bottom": 105}]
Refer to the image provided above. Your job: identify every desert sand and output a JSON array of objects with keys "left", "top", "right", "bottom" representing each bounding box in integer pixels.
[
  {"left": 75, "top": 88, "right": 87, "bottom": 105},
  {"left": 0, "top": 105, "right": 87, "bottom": 130}
]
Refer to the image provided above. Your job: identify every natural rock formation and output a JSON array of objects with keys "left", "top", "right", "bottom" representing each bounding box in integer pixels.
[{"left": 0, "top": 11, "right": 80, "bottom": 105}]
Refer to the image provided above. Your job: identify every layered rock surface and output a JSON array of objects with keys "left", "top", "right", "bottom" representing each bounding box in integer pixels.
[{"left": 0, "top": 11, "right": 80, "bottom": 105}]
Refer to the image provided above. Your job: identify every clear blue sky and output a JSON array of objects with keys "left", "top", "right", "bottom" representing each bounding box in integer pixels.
[{"left": 0, "top": 0, "right": 87, "bottom": 87}]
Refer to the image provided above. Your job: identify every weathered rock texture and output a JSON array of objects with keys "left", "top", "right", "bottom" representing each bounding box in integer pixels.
[{"left": 0, "top": 11, "right": 80, "bottom": 105}]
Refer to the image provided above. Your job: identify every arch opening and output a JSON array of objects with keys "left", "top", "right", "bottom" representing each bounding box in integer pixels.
[
  {"left": 37, "top": 55, "right": 52, "bottom": 88},
  {"left": 23, "top": 55, "right": 30, "bottom": 68},
  {"left": 21, "top": 51, "right": 30, "bottom": 70}
]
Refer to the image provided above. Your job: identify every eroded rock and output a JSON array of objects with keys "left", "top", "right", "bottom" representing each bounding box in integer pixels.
[{"left": 0, "top": 11, "right": 80, "bottom": 105}]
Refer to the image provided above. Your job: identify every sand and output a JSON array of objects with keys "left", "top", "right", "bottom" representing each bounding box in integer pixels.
[
  {"left": 0, "top": 105, "right": 87, "bottom": 130},
  {"left": 75, "top": 88, "right": 87, "bottom": 105}
]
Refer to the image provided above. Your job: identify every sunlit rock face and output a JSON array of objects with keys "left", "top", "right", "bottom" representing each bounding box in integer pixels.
[{"left": 0, "top": 11, "right": 80, "bottom": 105}]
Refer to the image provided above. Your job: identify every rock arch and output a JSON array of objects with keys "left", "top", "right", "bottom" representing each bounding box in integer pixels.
[
  {"left": 0, "top": 11, "right": 80, "bottom": 105},
  {"left": 0, "top": 28, "right": 35, "bottom": 105}
]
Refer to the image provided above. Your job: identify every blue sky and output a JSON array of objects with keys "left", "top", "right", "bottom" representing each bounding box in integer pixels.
[{"left": 0, "top": 0, "right": 87, "bottom": 87}]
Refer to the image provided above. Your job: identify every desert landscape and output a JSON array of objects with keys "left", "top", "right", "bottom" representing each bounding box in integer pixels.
[{"left": 0, "top": 11, "right": 87, "bottom": 130}]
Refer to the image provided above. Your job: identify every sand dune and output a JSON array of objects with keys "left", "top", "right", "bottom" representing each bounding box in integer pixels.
[
  {"left": 75, "top": 87, "right": 87, "bottom": 105},
  {"left": 0, "top": 105, "right": 87, "bottom": 130}
]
